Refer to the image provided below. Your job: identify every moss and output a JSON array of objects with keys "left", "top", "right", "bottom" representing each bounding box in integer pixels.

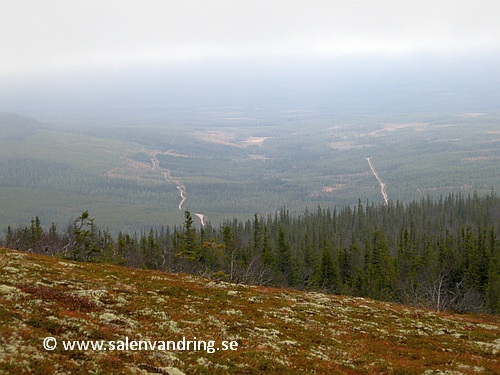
[{"left": 1, "top": 247, "right": 500, "bottom": 374}]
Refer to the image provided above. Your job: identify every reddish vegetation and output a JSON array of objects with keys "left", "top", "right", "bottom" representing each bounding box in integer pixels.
[{"left": 1, "top": 247, "right": 499, "bottom": 374}]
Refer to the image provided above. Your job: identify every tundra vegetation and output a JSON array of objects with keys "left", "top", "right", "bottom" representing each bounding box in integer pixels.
[
  {"left": 1, "top": 246, "right": 499, "bottom": 374},
  {"left": 4, "top": 192, "right": 500, "bottom": 315}
]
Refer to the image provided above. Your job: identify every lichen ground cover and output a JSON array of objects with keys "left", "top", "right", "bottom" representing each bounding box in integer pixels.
[{"left": 1, "top": 247, "right": 499, "bottom": 374}]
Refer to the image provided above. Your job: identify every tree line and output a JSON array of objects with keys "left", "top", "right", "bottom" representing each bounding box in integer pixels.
[{"left": 2, "top": 191, "right": 499, "bottom": 314}]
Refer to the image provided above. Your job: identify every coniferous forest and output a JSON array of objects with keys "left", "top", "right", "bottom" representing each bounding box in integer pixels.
[{"left": 3, "top": 191, "right": 500, "bottom": 315}]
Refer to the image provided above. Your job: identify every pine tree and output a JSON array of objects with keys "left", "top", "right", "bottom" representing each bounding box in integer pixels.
[
  {"left": 485, "top": 227, "right": 500, "bottom": 313},
  {"left": 175, "top": 211, "right": 199, "bottom": 262},
  {"left": 276, "top": 227, "right": 294, "bottom": 286},
  {"left": 314, "top": 241, "right": 339, "bottom": 293},
  {"left": 141, "top": 228, "right": 160, "bottom": 269},
  {"left": 367, "top": 229, "right": 394, "bottom": 300},
  {"left": 68, "top": 211, "right": 101, "bottom": 262}
]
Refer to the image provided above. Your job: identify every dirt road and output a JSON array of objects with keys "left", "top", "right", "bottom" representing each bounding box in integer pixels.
[{"left": 366, "top": 157, "right": 389, "bottom": 205}]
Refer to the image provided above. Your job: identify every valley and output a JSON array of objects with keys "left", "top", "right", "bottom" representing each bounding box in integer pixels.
[{"left": 0, "top": 110, "right": 499, "bottom": 233}]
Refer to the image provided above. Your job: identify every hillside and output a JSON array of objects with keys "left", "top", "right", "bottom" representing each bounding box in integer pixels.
[
  {"left": 1, "top": 110, "right": 499, "bottom": 233},
  {"left": 0, "top": 248, "right": 499, "bottom": 374}
]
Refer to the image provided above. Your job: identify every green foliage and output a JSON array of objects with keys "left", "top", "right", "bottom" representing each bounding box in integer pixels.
[
  {"left": 314, "top": 243, "right": 340, "bottom": 293},
  {"left": 365, "top": 229, "right": 395, "bottom": 300},
  {"left": 1, "top": 112, "right": 499, "bottom": 234},
  {"left": 3, "top": 192, "right": 500, "bottom": 314},
  {"left": 175, "top": 211, "right": 199, "bottom": 261},
  {"left": 66, "top": 211, "right": 101, "bottom": 262},
  {"left": 140, "top": 228, "right": 160, "bottom": 269},
  {"left": 276, "top": 228, "right": 293, "bottom": 284}
]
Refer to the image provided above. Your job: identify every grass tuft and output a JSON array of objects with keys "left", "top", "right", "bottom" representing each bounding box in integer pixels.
[{"left": 16, "top": 282, "right": 101, "bottom": 312}]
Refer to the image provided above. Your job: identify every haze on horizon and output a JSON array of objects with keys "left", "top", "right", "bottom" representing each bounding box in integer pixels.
[{"left": 1, "top": 0, "right": 499, "bottom": 118}]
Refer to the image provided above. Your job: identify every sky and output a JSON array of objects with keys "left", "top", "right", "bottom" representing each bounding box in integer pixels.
[
  {"left": 1, "top": 0, "right": 499, "bottom": 81},
  {"left": 1, "top": 0, "right": 499, "bottom": 116}
]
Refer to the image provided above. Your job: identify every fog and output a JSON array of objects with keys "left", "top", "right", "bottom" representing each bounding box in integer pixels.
[
  {"left": 2, "top": 1, "right": 499, "bottom": 123},
  {"left": 2, "top": 51, "right": 498, "bottom": 124}
]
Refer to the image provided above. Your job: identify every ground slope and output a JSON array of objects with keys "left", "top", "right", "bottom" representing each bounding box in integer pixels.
[{"left": 0, "top": 247, "right": 499, "bottom": 374}]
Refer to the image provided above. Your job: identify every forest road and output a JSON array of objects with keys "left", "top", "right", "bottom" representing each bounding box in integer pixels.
[
  {"left": 149, "top": 150, "right": 205, "bottom": 226},
  {"left": 366, "top": 157, "right": 389, "bottom": 205}
]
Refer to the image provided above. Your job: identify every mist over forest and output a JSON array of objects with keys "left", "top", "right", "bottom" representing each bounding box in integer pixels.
[{"left": 2, "top": 53, "right": 499, "bottom": 123}]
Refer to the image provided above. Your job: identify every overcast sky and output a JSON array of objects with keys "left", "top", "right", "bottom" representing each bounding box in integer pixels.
[{"left": 1, "top": 0, "right": 499, "bottom": 84}]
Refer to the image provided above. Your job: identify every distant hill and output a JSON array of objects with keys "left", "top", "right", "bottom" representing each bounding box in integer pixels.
[
  {"left": 0, "top": 247, "right": 499, "bottom": 374},
  {"left": 0, "top": 112, "right": 43, "bottom": 140}
]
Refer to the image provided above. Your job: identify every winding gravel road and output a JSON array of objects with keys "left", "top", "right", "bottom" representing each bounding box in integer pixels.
[{"left": 366, "top": 157, "right": 389, "bottom": 205}]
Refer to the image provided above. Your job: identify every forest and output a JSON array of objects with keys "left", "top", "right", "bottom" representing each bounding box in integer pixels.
[
  {"left": 1, "top": 111, "right": 499, "bottom": 233},
  {"left": 3, "top": 191, "right": 500, "bottom": 315}
]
